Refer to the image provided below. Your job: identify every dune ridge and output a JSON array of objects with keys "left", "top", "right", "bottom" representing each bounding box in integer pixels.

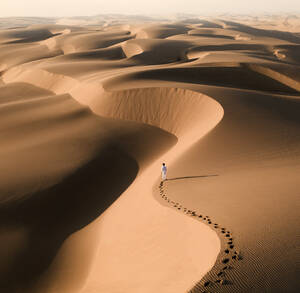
[{"left": 246, "top": 63, "right": 300, "bottom": 91}]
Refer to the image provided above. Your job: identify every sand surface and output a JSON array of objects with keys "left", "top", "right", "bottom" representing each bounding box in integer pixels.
[{"left": 0, "top": 15, "right": 299, "bottom": 293}]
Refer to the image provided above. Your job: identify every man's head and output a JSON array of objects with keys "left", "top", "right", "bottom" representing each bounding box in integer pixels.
[{"left": 162, "top": 163, "right": 165, "bottom": 166}]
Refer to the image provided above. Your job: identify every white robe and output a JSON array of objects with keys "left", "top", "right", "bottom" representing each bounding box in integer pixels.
[{"left": 161, "top": 165, "right": 167, "bottom": 180}]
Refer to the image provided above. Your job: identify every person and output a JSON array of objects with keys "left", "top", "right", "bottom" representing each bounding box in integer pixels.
[{"left": 161, "top": 163, "right": 167, "bottom": 181}]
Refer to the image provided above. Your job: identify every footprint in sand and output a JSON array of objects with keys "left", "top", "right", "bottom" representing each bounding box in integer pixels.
[
  {"left": 220, "top": 279, "right": 230, "bottom": 285},
  {"left": 233, "top": 251, "right": 242, "bottom": 260},
  {"left": 222, "top": 265, "right": 230, "bottom": 270},
  {"left": 215, "top": 278, "right": 228, "bottom": 285},
  {"left": 222, "top": 258, "right": 230, "bottom": 264}
]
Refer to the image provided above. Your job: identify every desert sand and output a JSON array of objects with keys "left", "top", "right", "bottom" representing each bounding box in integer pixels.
[{"left": 0, "top": 15, "right": 299, "bottom": 293}]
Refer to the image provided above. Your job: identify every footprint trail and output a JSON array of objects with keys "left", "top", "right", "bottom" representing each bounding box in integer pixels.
[{"left": 159, "top": 181, "right": 243, "bottom": 293}]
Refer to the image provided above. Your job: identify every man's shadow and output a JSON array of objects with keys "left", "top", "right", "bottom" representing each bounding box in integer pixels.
[{"left": 166, "top": 175, "right": 218, "bottom": 181}]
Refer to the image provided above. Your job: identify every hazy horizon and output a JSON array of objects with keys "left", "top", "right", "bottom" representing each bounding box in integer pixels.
[{"left": 1, "top": 0, "right": 300, "bottom": 18}]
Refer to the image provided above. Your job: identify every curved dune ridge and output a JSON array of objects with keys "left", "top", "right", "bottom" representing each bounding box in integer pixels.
[
  {"left": 76, "top": 87, "right": 224, "bottom": 137},
  {"left": 0, "top": 16, "right": 299, "bottom": 293}
]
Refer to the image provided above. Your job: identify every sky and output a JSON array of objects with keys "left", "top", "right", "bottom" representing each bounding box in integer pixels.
[{"left": 1, "top": 0, "right": 300, "bottom": 17}]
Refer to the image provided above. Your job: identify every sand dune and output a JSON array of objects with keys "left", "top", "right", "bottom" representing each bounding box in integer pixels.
[
  {"left": 0, "top": 15, "right": 299, "bottom": 293},
  {"left": 135, "top": 24, "right": 190, "bottom": 39}
]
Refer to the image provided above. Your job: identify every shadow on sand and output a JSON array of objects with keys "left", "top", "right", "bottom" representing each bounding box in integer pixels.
[
  {"left": 166, "top": 175, "right": 219, "bottom": 181},
  {"left": 0, "top": 145, "right": 139, "bottom": 292}
]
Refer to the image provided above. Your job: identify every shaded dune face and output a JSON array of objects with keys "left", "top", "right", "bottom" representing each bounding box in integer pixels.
[
  {"left": 221, "top": 20, "right": 300, "bottom": 44},
  {"left": 0, "top": 18, "right": 299, "bottom": 293},
  {"left": 122, "top": 39, "right": 192, "bottom": 64},
  {"left": 135, "top": 24, "right": 190, "bottom": 39},
  {"left": 0, "top": 82, "right": 177, "bottom": 292},
  {"left": 56, "top": 46, "right": 126, "bottom": 61},
  {"left": 106, "top": 65, "right": 300, "bottom": 94},
  {"left": 0, "top": 147, "right": 138, "bottom": 291},
  {"left": 0, "top": 27, "right": 55, "bottom": 44},
  {"left": 54, "top": 30, "right": 134, "bottom": 54}
]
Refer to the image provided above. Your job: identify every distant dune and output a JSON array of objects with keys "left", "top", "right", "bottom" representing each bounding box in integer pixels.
[{"left": 0, "top": 15, "right": 299, "bottom": 293}]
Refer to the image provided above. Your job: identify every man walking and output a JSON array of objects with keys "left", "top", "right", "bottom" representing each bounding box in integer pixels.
[{"left": 161, "top": 163, "right": 167, "bottom": 181}]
